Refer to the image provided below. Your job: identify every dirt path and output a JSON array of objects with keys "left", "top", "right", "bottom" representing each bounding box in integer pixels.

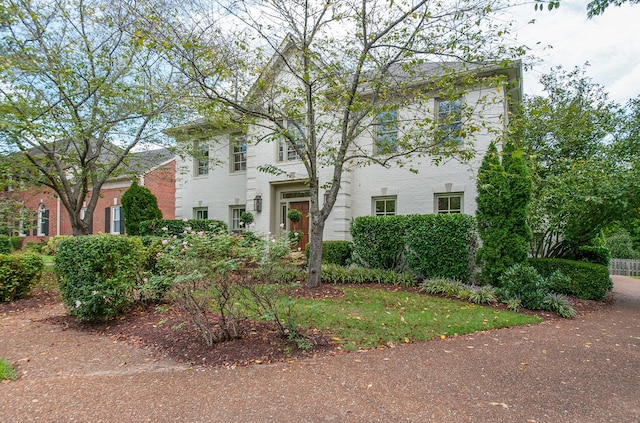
[{"left": 1, "top": 276, "right": 638, "bottom": 422}]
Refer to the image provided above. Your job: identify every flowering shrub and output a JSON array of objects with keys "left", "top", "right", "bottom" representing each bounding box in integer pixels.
[{"left": 153, "top": 230, "right": 302, "bottom": 346}]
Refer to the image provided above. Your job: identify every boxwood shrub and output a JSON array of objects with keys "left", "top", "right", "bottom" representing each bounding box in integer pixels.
[
  {"left": 528, "top": 258, "right": 612, "bottom": 301},
  {"left": 0, "top": 235, "right": 22, "bottom": 254},
  {"left": 138, "top": 219, "right": 227, "bottom": 237},
  {"left": 55, "top": 235, "right": 144, "bottom": 321},
  {"left": 0, "top": 252, "right": 44, "bottom": 302}
]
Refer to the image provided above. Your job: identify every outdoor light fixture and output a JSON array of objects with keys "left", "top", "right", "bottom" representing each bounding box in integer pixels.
[
  {"left": 324, "top": 190, "right": 331, "bottom": 204},
  {"left": 254, "top": 195, "right": 262, "bottom": 212}
]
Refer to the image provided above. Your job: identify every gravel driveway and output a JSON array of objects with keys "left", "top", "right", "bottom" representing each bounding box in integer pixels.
[{"left": 1, "top": 275, "right": 638, "bottom": 423}]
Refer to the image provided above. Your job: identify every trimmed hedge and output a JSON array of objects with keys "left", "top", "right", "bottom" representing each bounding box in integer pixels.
[
  {"left": 0, "top": 252, "right": 44, "bottom": 302},
  {"left": 350, "top": 215, "right": 410, "bottom": 271},
  {"left": 55, "top": 235, "right": 144, "bottom": 321},
  {"left": 350, "top": 214, "right": 477, "bottom": 281},
  {"left": 404, "top": 214, "right": 477, "bottom": 281},
  {"left": 306, "top": 241, "right": 353, "bottom": 266},
  {"left": 528, "top": 258, "right": 612, "bottom": 301},
  {"left": 138, "top": 219, "right": 228, "bottom": 237}
]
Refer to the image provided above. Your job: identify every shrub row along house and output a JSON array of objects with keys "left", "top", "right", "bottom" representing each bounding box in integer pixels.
[{"left": 3, "top": 53, "right": 521, "bottom": 245}]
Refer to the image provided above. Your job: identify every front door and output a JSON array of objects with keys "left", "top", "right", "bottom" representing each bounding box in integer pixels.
[{"left": 288, "top": 200, "right": 310, "bottom": 250}]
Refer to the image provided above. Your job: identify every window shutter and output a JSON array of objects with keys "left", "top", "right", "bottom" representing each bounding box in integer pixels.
[
  {"left": 32, "top": 219, "right": 37, "bottom": 236},
  {"left": 105, "top": 207, "right": 111, "bottom": 233},
  {"left": 120, "top": 211, "right": 125, "bottom": 234},
  {"left": 43, "top": 210, "right": 49, "bottom": 236}
]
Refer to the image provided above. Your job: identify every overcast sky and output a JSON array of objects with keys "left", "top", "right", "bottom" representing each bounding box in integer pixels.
[{"left": 509, "top": 0, "right": 640, "bottom": 105}]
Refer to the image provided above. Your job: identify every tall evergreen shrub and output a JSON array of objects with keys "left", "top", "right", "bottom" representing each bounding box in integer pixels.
[
  {"left": 121, "top": 181, "right": 163, "bottom": 236},
  {"left": 476, "top": 142, "right": 532, "bottom": 285}
]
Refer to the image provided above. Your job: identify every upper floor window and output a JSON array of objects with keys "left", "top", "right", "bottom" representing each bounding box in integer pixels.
[
  {"left": 278, "top": 120, "right": 305, "bottom": 162},
  {"left": 436, "top": 99, "right": 463, "bottom": 144},
  {"left": 231, "top": 136, "right": 247, "bottom": 173},
  {"left": 435, "top": 193, "right": 463, "bottom": 214},
  {"left": 195, "top": 141, "right": 209, "bottom": 176},
  {"left": 373, "top": 196, "right": 396, "bottom": 216},
  {"left": 193, "top": 207, "right": 208, "bottom": 220},
  {"left": 376, "top": 109, "right": 398, "bottom": 154}
]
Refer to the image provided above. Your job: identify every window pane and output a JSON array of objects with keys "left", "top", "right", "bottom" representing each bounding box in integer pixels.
[
  {"left": 376, "top": 109, "right": 398, "bottom": 154},
  {"left": 450, "top": 196, "right": 461, "bottom": 212}
]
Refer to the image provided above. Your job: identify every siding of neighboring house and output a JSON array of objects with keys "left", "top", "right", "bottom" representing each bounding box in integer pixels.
[
  {"left": 8, "top": 155, "right": 176, "bottom": 245},
  {"left": 172, "top": 63, "right": 520, "bottom": 242}
]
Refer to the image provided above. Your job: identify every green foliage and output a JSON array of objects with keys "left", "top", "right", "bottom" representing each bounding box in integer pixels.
[
  {"left": 350, "top": 214, "right": 477, "bottom": 281},
  {"left": 350, "top": 216, "right": 409, "bottom": 271},
  {"left": 42, "top": 235, "right": 72, "bottom": 256},
  {"left": 420, "top": 278, "right": 497, "bottom": 305},
  {"left": 306, "top": 241, "right": 353, "bottom": 266},
  {"left": 121, "top": 181, "right": 163, "bottom": 236},
  {"left": 528, "top": 258, "right": 613, "bottom": 300},
  {"left": 515, "top": 67, "right": 639, "bottom": 259},
  {"left": 576, "top": 245, "right": 611, "bottom": 266},
  {"left": 239, "top": 212, "right": 254, "bottom": 226},
  {"left": 153, "top": 231, "right": 301, "bottom": 345},
  {"left": 138, "top": 219, "right": 228, "bottom": 237},
  {"left": 496, "top": 263, "right": 577, "bottom": 318},
  {"left": 0, "top": 252, "right": 44, "bottom": 302},
  {"left": 476, "top": 142, "right": 532, "bottom": 284},
  {"left": 0, "top": 0, "right": 187, "bottom": 237},
  {"left": 0, "top": 358, "right": 19, "bottom": 381},
  {"left": 55, "top": 235, "right": 144, "bottom": 321},
  {"left": 287, "top": 208, "right": 303, "bottom": 223},
  {"left": 606, "top": 229, "right": 640, "bottom": 259},
  {"left": 320, "top": 264, "right": 417, "bottom": 287},
  {"left": 497, "top": 263, "right": 550, "bottom": 310},
  {"left": 0, "top": 235, "right": 22, "bottom": 254},
  {"left": 404, "top": 214, "right": 478, "bottom": 281}
]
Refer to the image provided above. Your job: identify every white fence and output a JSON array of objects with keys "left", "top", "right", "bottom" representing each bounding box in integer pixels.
[{"left": 609, "top": 259, "right": 640, "bottom": 277}]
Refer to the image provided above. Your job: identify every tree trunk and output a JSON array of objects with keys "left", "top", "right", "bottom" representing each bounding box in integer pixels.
[{"left": 306, "top": 211, "right": 325, "bottom": 288}]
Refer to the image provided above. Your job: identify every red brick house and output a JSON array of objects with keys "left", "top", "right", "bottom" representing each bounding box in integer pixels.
[{"left": 3, "top": 148, "right": 175, "bottom": 244}]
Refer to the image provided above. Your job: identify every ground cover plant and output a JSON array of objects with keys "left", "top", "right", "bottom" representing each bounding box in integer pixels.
[{"left": 0, "top": 357, "right": 19, "bottom": 381}]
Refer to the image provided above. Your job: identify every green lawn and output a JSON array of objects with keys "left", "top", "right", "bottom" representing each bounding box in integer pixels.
[{"left": 292, "top": 287, "right": 541, "bottom": 350}]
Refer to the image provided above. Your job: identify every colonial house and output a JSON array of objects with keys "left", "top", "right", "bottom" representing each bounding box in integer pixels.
[
  {"left": 170, "top": 57, "right": 522, "bottom": 246},
  {"left": 2, "top": 148, "right": 176, "bottom": 243}
]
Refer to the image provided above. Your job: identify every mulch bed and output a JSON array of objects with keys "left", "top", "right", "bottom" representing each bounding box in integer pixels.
[{"left": 1, "top": 284, "right": 613, "bottom": 369}]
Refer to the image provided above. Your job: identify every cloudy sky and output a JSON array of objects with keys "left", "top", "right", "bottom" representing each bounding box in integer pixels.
[{"left": 509, "top": 0, "right": 640, "bottom": 105}]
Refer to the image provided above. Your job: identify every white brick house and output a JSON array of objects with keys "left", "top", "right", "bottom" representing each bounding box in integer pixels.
[{"left": 170, "top": 58, "right": 522, "bottom": 246}]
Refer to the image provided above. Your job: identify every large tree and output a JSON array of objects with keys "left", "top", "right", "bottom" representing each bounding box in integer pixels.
[
  {"left": 0, "top": 0, "right": 190, "bottom": 235},
  {"left": 511, "top": 66, "right": 640, "bottom": 258},
  {"left": 137, "top": 0, "right": 527, "bottom": 287}
]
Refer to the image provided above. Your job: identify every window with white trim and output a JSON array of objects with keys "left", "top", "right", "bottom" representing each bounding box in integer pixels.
[
  {"left": 372, "top": 196, "right": 396, "bottom": 216},
  {"left": 435, "top": 193, "right": 463, "bottom": 214},
  {"left": 375, "top": 109, "right": 398, "bottom": 154},
  {"left": 230, "top": 206, "right": 246, "bottom": 232},
  {"left": 231, "top": 136, "right": 247, "bottom": 172},
  {"left": 111, "top": 206, "right": 123, "bottom": 234},
  {"left": 278, "top": 120, "right": 305, "bottom": 161},
  {"left": 195, "top": 141, "right": 209, "bottom": 176},
  {"left": 436, "top": 99, "right": 463, "bottom": 144},
  {"left": 193, "top": 207, "right": 208, "bottom": 220},
  {"left": 37, "top": 205, "right": 49, "bottom": 236}
]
